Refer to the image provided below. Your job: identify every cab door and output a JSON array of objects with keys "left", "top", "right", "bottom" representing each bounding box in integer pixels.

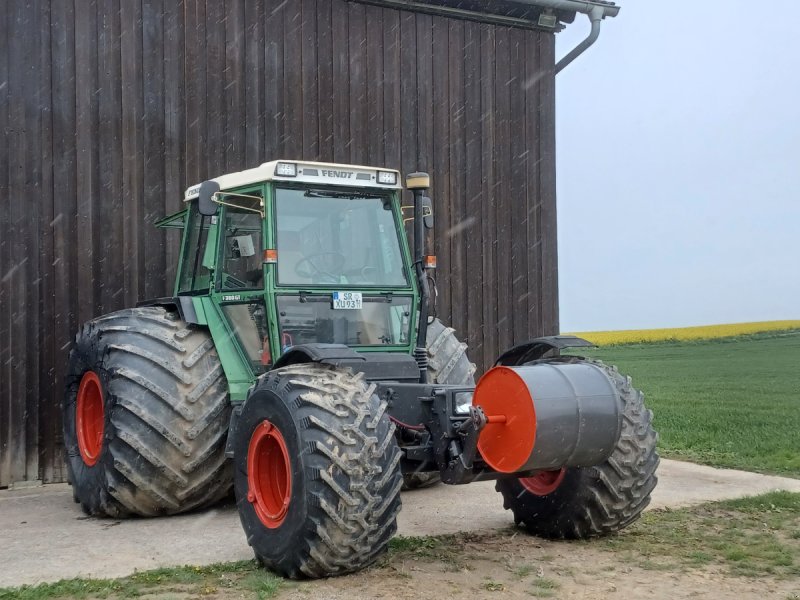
[{"left": 211, "top": 186, "right": 274, "bottom": 374}]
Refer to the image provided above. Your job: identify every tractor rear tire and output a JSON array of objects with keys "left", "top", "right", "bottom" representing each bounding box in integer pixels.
[
  {"left": 234, "top": 363, "right": 403, "bottom": 578},
  {"left": 63, "top": 307, "right": 233, "bottom": 517},
  {"left": 496, "top": 359, "right": 659, "bottom": 538},
  {"left": 402, "top": 318, "right": 477, "bottom": 491}
]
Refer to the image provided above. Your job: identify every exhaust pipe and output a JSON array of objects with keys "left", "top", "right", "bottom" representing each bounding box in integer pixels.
[{"left": 472, "top": 362, "right": 623, "bottom": 473}]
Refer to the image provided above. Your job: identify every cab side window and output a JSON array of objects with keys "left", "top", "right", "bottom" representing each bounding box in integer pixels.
[{"left": 220, "top": 200, "right": 264, "bottom": 290}]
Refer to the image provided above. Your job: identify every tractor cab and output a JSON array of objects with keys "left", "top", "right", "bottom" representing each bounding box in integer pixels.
[{"left": 165, "top": 160, "right": 424, "bottom": 399}]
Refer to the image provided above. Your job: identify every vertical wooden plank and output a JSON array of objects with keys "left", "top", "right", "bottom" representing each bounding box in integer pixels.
[
  {"left": 5, "top": 0, "right": 40, "bottom": 484},
  {"left": 264, "top": 0, "right": 285, "bottom": 159},
  {"left": 330, "top": 3, "right": 350, "bottom": 163},
  {"left": 382, "top": 9, "right": 401, "bottom": 169},
  {"left": 37, "top": 0, "right": 56, "bottom": 483},
  {"left": 430, "top": 16, "right": 450, "bottom": 326},
  {"left": 74, "top": 0, "right": 99, "bottom": 321},
  {"left": 365, "top": 5, "right": 384, "bottom": 165},
  {"left": 184, "top": 0, "right": 206, "bottom": 184},
  {"left": 447, "top": 19, "right": 467, "bottom": 342},
  {"left": 509, "top": 27, "right": 528, "bottom": 344},
  {"left": 480, "top": 24, "right": 498, "bottom": 373},
  {"left": 98, "top": 0, "right": 125, "bottom": 313},
  {"left": 415, "top": 13, "right": 433, "bottom": 173},
  {"left": 525, "top": 31, "right": 543, "bottom": 339},
  {"left": 282, "top": 1, "right": 302, "bottom": 157},
  {"left": 463, "top": 21, "right": 484, "bottom": 369},
  {"left": 24, "top": 0, "right": 44, "bottom": 482},
  {"left": 48, "top": 0, "right": 78, "bottom": 485},
  {"left": 347, "top": 3, "right": 367, "bottom": 165},
  {"left": 539, "top": 33, "right": 558, "bottom": 334},
  {"left": 245, "top": 0, "right": 266, "bottom": 165},
  {"left": 121, "top": 0, "right": 144, "bottom": 305},
  {"left": 225, "top": 0, "right": 246, "bottom": 171},
  {"left": 0, "top": 0, "right": 11, "bottom": 486},
  {"left": 398, "top": 11, "right": 416, "bottom": 184},
  {"left": 493, "top": 26, "right": 513, "bottom": 355},
  {"left": 142, "top": 0, "right": 167, "bottom": 298},
  {"left": 300, "top": 0, "right": 319, "bottom": 160},
  {"left": 205, "top": 0, "right": 226, "bottom": 175},
  {"left": 163, "top": 0, "right": 185, "bottom": 288},
  {"left": 316, "top": 0, "right": 334, "bottom": 161}
]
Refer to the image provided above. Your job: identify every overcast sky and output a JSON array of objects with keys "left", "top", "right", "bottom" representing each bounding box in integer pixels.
[{"left": 554, "top": 1, "right": 799, "bottom": 331}]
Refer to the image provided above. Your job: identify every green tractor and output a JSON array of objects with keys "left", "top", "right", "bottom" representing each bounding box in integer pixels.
[{"left": 63, "top": 160, "right": 658, "bottom": 578}]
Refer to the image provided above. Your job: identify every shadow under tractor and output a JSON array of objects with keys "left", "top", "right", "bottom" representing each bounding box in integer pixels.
[{"left": 64, "top": 160, "right": 659, "bottom": 578}]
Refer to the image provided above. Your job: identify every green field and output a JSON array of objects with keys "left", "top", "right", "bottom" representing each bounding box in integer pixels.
[{"left": 574, "top": 331, "right": 800, "bottom": 477}]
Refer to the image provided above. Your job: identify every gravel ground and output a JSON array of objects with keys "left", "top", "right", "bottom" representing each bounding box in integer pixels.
[{"left": 1, "top": 459, "right": 799, "bottom": 588}]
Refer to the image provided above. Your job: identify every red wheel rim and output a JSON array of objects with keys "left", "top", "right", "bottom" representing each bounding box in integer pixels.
[
  {"left": 520, "top": 469, "right": 566, "bottom": 496},
  {"left": 76, "top": 371, "right": 105, "bottom": 466},
  {"left": 247, "top": 420, "right": 292, "bottom": 529}
]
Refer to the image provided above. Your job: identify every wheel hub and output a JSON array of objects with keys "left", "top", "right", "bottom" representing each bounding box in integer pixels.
[
  {"left": 519, "top": 469, "right": 566, "bottom": 496},
  {"left": 247, "top": 420, "right": 292, "bottom": 528},
  {"left": 76, "top": 371, "right": 105, "bottom": 466}
]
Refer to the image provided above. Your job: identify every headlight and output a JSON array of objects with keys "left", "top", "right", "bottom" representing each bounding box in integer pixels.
[{"left": 453, "top": 391, "right": 474, "bottom": 415}]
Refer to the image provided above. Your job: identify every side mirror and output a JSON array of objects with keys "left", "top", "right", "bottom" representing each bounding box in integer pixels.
[
  {"left": 422, "top": 196, "right": 434, "bottom": 229},
  {"left": 198, "top": 180, "right": 220, "bottom": 216}
]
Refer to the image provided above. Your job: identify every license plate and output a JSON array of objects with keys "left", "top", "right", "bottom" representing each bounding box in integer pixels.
[{"left": 332, "top": 291, "right": 363, "bottom": 310}]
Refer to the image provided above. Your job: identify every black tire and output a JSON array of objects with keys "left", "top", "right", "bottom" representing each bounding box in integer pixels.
[
  {"left": 496, "top": 359, "right": 659, "bottom": 538},
  {"left": 234, "top": 363, "right": 403, "bottom": 578},
  {"left": 401, "top": 319, "right": 477, "bottom": 491},
  {"left": 63, "top": 307, "right": 233, "bottom": 517}
]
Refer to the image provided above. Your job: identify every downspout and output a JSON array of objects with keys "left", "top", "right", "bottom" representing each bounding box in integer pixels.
[{"left": 514, "top": 0, "right": 620, "bottom": 73}]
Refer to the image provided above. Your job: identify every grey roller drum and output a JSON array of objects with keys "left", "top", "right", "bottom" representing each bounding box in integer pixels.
[
  {"left": 63, "top": 307, "right": 233, "bottom": 517},
  {"left": 495, "top": 358, "right": 659, "bottom": 538},
  {"left": 402, "top": 318, "right": 477, "bottom": 490}
]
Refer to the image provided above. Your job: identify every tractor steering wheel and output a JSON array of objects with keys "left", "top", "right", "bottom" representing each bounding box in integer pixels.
[{"left": 294, "top": 251, "right": 347, "bottom": 281}]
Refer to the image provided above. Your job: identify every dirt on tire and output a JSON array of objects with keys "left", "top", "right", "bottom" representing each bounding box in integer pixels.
[{"left": 63, "top": 307, "right": 232, "bottom": 517}]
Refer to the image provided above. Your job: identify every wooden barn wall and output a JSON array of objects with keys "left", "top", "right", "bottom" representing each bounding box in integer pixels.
[{"left": 0, "top": 0, "right": 558, "bottom": 487}]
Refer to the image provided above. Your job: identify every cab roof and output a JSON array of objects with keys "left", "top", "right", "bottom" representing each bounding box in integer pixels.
[{"left": 183, "top": 160, "right": 403, "bottom": 201}]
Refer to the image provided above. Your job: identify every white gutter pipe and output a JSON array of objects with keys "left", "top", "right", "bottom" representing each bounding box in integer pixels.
[{"left": 514, "top": 0, "right": 620, "bottom": 73}]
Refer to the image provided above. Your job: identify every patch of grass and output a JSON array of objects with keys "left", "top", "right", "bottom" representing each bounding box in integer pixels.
[
  {"left": 511, "top": 564, "right": 535, "bottom": 579},
  {"left": 530, "top": 577, "right": 560, "bottom": 597},
  {"left": 388, "top": 533, "right": 475, "bottom": 571},
  {"left": 241, "top": 571, "right": 284, "bottom": 599},
  {"left": 569, "top": 331, "right": 800, "bottom": 476},
  {"left": 603, "top": 491, "right": 800, "bottom": 578},
  {"left": 482, "top": 580, "right": 504, "bottom": 591},
  {"left": 0, "top": 561, "right": 261, "bottom": 600}
]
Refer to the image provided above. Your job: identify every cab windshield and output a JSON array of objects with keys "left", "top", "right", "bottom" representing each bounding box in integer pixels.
[{"left": 274, "top": 187, "right": 408, "bottom": 287}]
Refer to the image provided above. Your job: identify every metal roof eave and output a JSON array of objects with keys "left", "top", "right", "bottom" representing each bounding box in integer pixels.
[{"left": 348, "top": 0, "right": 572, "bottom": 31}]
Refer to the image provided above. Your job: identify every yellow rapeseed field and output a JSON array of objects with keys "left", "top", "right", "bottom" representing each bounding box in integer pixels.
[{"left": 568, "top": 320, "right": 800, "bottom": 346}]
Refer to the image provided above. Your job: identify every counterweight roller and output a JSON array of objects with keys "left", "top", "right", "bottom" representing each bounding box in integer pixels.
[{"left": 473, "top": 362, "right": 623, "bottom": 474}]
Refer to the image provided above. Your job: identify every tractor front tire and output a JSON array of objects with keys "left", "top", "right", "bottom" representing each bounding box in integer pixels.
[
  {"left": 234, "top": 363, "right": 403, "bottom": 578},
  {"left": 63, "top": 307, "right": 232, "bottom": 517},
  {"left": 402, "top": 318, "right": 477, "bottom": 491},
  {"left": 496, "top": 360, "right": 659, "bottom": 538}
]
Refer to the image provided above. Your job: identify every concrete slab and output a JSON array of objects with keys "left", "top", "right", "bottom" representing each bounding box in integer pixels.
[{"left": 1, "top": 459, "right": 798, "bottom": 588}]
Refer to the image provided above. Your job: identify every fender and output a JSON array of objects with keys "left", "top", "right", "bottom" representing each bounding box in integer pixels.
[
  {"left": 494, "top": 335, "right": 594, "bottom": 366},
  {"left": 136, "top": 296, "right": 200, "bottom": 324}
]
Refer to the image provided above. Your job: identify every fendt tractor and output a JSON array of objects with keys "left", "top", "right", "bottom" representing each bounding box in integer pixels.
[{"left": 64, "top": 160, "right": 658, "bottom": 578}]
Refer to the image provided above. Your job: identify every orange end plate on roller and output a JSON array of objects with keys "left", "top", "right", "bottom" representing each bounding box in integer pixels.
[{"left": 472, "top": 366, "right": 537, "bottom": 473}]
